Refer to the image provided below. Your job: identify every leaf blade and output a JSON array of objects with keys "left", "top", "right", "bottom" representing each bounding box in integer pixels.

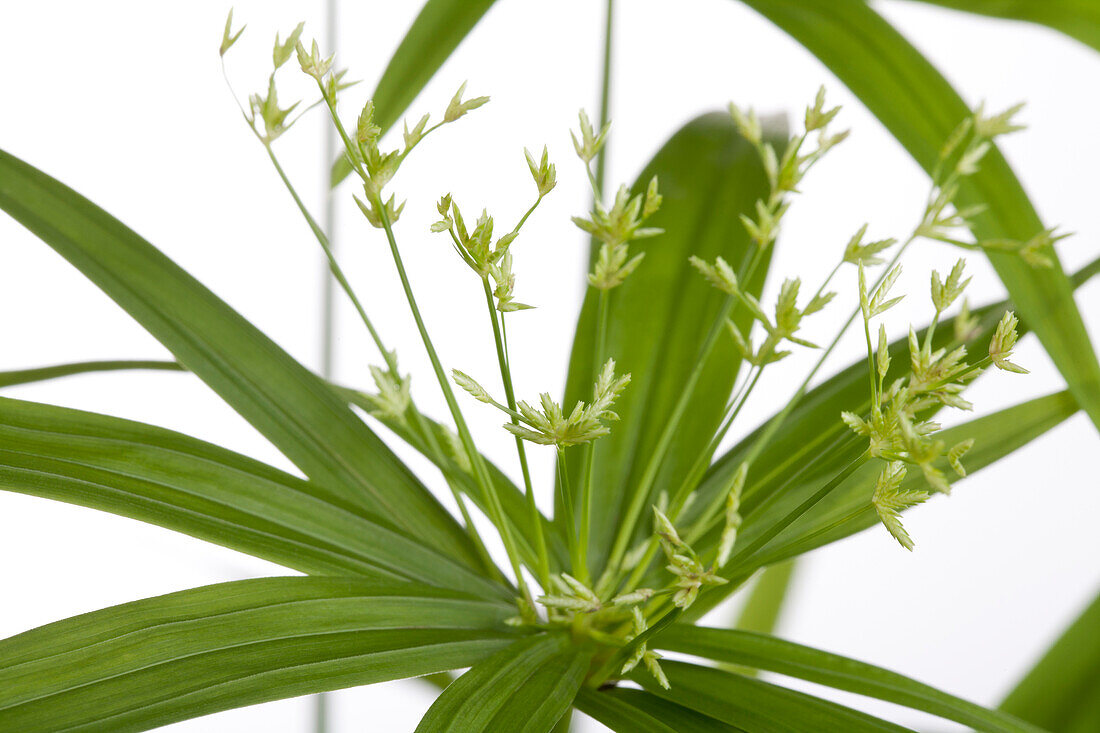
[
  {"left": 416, "top": 633, "right": 588, "bottom": 733},
  {"left": 0, "top": 147, "right": 480, "bottom": 567},
  {"left": 562, "top": 112, "right": 780, "bottom": 572},
  {"left": 659, "top": 625, "right": 1042, "bottom": 733},
  {"left": 1001, "top": 588, "right": 1100, "bottom": 731},
  {"left": 575, "top": 687, "right": 737, "bottom": 733},
  {"left": 636, "top": 661, "right": 913, "bottom": 732},
  {"left": 0, "top": 395, "right": 508, "bottom": 599},
  {"left": 894, "top": 0, "right": 1100, "bottom": 54},
  {"left": 0, "top": 577, "right": 516, "bottom": 732}
]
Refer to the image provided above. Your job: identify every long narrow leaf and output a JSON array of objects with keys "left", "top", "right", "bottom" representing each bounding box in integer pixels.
[
  {"left": 562, "top": 112, "right": 780, "bottom": 573},
  {"left": 636, "top": 661, "right": 913, "bottom": 732},
  {"left": 0, "top": 577, "right": 516, "bottom": 732},
  {"left": 416, "top": 633, "right": 587, "bottom": 733},
  {"left": 893, "top": 0, "right": 1100, "bottom": 54},
  {"left": 575, "top": 687, "right": 737, "bottom": 733},
  {"left": 0, "top": 357, "right": 563, "bottom": 576},
  {"left": 0, "top": 359, "right": 183, "bottom": 387},
  {"left": 659, "top": 625, "right": 1042, "bottom": 733},
  {"left": 739, "top": 0, "right": 1100, "bottom": 432},
  {"left": 0, "top": 148, "right": 481, "bottom": 567},
  {"left": 0, "top": 395, "right": 508, "bottom": 600},
  {"left": 1001, "top": 588, "right": 1100, "bottom": 731},
  {"left": 735, "top": 560, "right": 796, "bottom": 635}
]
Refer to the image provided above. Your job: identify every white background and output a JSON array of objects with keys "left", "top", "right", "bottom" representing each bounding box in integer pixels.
[{"left": 1, "top": 1, "right": 1098, "bottom": 730}]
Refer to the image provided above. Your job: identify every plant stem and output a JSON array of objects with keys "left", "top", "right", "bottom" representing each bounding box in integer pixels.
[
  {"left": 606, "top": 238, "right": 768, "bottom": 580},
  {"left": 603, "top": 293, "right": 736, "bottom": 577},
  {"left": 557, "top": 447, "right": 579, "bottom": 569},
  {"left": 317, "top": 91, "right": 528, "bottom": 595},
  {"left": 722, "top": 451, "right": 870, "bottom": 577},
  {"left": 482, "top": 278, "right": 552, "bottom": 590},
  {"left": 740, "top": 245, "right": 912, "bottom": 476},
  {"left": 265, "top": 146, "right": 500, "bottom": 579},
  {"left": 374, "top": 199, "right": 531, "bottom": 603},
  {"left": 617, "top": 366, "right": 763, "bottom": 594},
  {"left": 594, "top": 0, "right": 615, "bottom": 200},
  {"left": 577, "top": 288, "right": 610, "bottom": 585}
]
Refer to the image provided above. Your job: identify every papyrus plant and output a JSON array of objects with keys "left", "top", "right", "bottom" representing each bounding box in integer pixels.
[{"left": 0, "top": 5, "right": 1098, "bottom": 732}]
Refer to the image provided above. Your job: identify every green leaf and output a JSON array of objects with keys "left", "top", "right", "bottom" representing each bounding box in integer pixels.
[
  {"left": 1001, "top": 588, "right": 1100, "bottom": 731},
  {"left": 0, "top": 356, "right": 564, "bottom": 576},
  {"left": 0, "top": 359, "right": 183, "bottom": 387},
  {"left": 0, "top": 395, "right": 508, "bottom": 600},
  {"left": 686, "top": 389, "right": 1078, "bottom": 619},
  {"left": 636, "top": 661, "right": 913, "bottom": 732},
  {"left": 416, "top": 633, "right": 589, "bottom": 733},
  {"left": 735, "top": 559, "right": 796, "bottom": 635},
  {"left": 331, "top": 0, "right": 497, "bottom": 186},
  {"left": 893, "top": 0, "right": 1100, "bottom": 54},
  {"left": 562, "top": 111, "right": 781, "bottom": 573},
  {"left": 576, "top": 687, "right": 737, "bottom": 733},
  {"left": 0, "top": 147, "right": 481, "bottom": 568},
  {"left": 739, "top": 0, "right": 1100, "bottom": 433},
  {"left": 0, "top": 577, "right": 516, "bottom": 732},
  {"left": 659, "top": 625, "right": 1042, "bottom": 733}
]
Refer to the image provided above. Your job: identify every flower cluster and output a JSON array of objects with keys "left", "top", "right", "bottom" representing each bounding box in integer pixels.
[
  {"left": 843, "top": 258, "right": 1026, "bottom": 548},
  {"left": 454, "top": 359, "right": 630, "bottom": 448},
  {"left": 570, "top": 112, "right": 664, "bottom": 290}
]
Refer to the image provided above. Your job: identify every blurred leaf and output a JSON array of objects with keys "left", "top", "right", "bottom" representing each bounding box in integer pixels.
[
  {"left": 562, "top": 112, "right": 782, "bottom": 574},
  {"left": 416, "top": 633, "right": 588, "bottom": 732},
  {"left": 576, "top": 687, "right": 736, "bottom": 732},
  {"left": 1001, "top": 588, "right": 1100, "bottom": 731},
  {"left": 332, "top": 0, "right": 497, "bottom": 186},
  {"left": 0, "top": 395, "right": 508, "bottom": 600},
  {"left": 0, "top": 148, "right": 482, "bottom": 568},
  {"left": 893, "top": 0, "right": 1100, "bottom": 53},
  {"left": 0, "top": 578, "right": 516, "bottom": 732},
  {"left": 659, "top": 625, "right": 1042, "bottom": 732},
  {"left": 740, "top": 0, "right": 1100, "bottom": 433},
  {"left": 636, "top": 661, "right": 912, "bottom": 731},
  {"left": 735, "top": 560, "right": 796, "bottom": 635}
]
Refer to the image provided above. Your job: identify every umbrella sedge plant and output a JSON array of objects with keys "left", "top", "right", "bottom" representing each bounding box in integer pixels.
[{"left": 0, "top": 11, "right": 1095, "bottom": 733}]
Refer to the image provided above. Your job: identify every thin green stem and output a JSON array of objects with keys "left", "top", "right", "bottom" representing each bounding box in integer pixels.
[
  {"left": 593, "top": 0, "right": 615, "bottom": 200},
  {"left": 577, "top": 288, "right": 610, "bottom": 585},
  {"left": 740, "top": 243, "right": 914, "bottom": 475},
  {"left": 604, "top": 293, "right": 736, "bottom": 576},
  {"left": 640, "top": 448, "right": 869, "bottom": 627},
  {"left": 374, "top": 198, "right": 530, "bottom": 603},
  {"left": 618, "top": 365, "right": 762, "bottom": 594},
  {"left": 606, "top": 241, "right": 768, "bottom": 580},
  {"left": 317, "top": 89, "right": 527, "bottom": 596},
  {"left": 692, "top": 430, "right": 858, "bottom": 546},
  {"left": 557, "top": 448, "right": 579, "bottom": 569},
  {"left": 721, "top": 451, "right": 870, "bottom": 578},
  {"left": 265, "top": 145, "right": 500, "bottom": 578},
  {"left": 482, "top": 278, "right": 552, "bottom": 591}
]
